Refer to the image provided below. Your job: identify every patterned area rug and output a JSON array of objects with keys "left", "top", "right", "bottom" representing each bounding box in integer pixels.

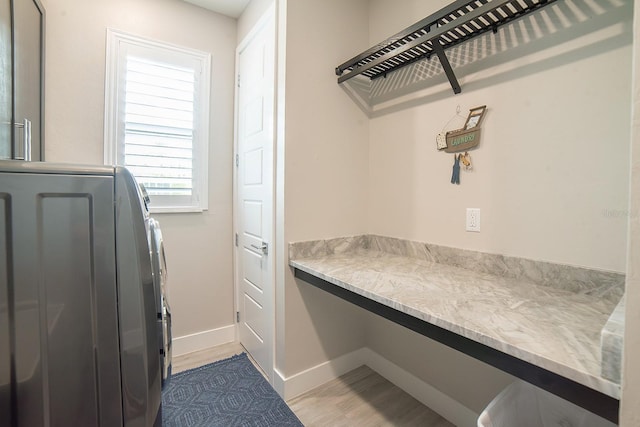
[{"left": 162, "top": 353, "right": 303, "bottom": 427}]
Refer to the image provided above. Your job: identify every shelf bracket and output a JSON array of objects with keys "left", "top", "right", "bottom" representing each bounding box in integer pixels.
[{"left": 432, "top": 40, "right": 461, "bottom": 95}]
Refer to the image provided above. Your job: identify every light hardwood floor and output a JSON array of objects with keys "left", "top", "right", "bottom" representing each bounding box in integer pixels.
[
  {"left": 172, "top": 342, "right": 454, "bottom": 427},
  {"left": 172, "top": 341, "right": 247, "bottom": 374}
]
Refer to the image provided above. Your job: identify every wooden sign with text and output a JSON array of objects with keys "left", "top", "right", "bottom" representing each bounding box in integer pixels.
[
  {"left": 444, "top": 128, "right": 481, "bottom": 153},
  {"left": 442, "top": 106, "right": 486, "bottom": 153}
]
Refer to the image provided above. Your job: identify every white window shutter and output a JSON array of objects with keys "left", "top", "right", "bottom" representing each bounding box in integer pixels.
[
  {"left": 124, "top": 57, "right": 195, "bottom": 197},
  {"left": 104, "top": 29, "right": 210, "bottom": 213}
]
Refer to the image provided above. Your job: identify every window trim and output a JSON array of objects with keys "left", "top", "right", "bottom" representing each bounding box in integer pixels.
[{"left": 104, "top": 28, "right": 211, "bottom": 213}]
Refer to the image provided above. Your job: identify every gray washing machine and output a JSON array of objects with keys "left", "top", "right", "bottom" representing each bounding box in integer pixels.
[
  {"left": 0, "top": 160, "right": 172, "bottom": 426},
  {"left": 149, "top": 217, "right": 171, "bottom": 387}
]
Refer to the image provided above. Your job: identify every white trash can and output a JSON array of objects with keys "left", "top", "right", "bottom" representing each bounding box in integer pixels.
[{"left": 477, "top": 381, "right": 616, "bottom": 427}]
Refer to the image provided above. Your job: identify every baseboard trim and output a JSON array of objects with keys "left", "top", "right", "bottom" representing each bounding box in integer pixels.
[
  {"left": 272, "top": 367, "right": 286, "bottom": 398},
  {"left": 363, "top": 348, "right": 479, "bottom": 427},
  {"left": 278, "top": 347, "right": 368, "bottom": 401},
  {"left": 277, "top": 347, "right": 477, "bottom": 427},
  {"left": 172, "top": 325, "right": 236, "bottom": 356}
]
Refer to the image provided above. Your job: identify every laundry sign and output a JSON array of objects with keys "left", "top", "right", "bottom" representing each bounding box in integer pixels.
[
  {"left": 445, "top": 128, "right": 481, "bottom": 153},
  {"left": 451, "top": 133, "right": 475, "bottom": 145},
  {"left": 438, "top": 105, "right": 487, "bottom": 153}
]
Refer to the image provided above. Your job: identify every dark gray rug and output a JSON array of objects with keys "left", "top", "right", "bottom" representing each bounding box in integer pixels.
[{"left": 162, "top": 353, "right": 303, "bottom": 427}]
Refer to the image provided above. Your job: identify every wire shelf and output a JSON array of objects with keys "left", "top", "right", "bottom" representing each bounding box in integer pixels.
[{"left": 335, "top": 0, "right": 556, "bottom": 93}]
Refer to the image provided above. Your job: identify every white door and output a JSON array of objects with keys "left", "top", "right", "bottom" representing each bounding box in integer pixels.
[{"left": 235, "top": 6, "right": 275, "bottom": 380}]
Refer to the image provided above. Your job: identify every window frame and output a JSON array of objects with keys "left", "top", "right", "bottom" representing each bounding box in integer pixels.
[{"left": 104, "top": 28, "right": 211, "bottom": 213}]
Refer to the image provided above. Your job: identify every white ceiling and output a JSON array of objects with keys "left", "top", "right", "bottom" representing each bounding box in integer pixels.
[{"left": 182, "top": 0, "right": 251, "bottom": 18}]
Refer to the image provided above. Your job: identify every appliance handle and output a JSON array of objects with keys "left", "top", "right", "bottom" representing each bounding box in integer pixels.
[
  {"left": 14, "top": 118, "right": 32, "bottom": 161},
  {"left": 25, "top": 119, "right": 31, "bottom": 161}
]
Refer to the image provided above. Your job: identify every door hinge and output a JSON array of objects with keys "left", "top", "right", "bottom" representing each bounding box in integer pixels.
[
  {"left": 236, "top": 311, "right": 240, "bottom": 323},
  {"left": 235, "top": 154, "right": 239, "bottom": 167},
  {"left": 235, "top": 233, "right": 238, "bottom": 247},
  {"left": 237, "top": 74, "right": 241, "bottom": 88}
]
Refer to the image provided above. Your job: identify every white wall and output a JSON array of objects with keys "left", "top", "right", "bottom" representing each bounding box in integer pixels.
[
  {"left": 280, "top": 0, "right": 371, "bottom": 376},
  {"left": 237, "top": 0, "right": 273, "bottom": 42},
  {"left": 258, "top": 0, "right": 634, "bottom": 416},
  {"left": 237, "top": 0, "right": 371, "bottom": 385},
  {"left": 620, "top": 2, "right": 640, "bottom": 425},
  {"left": 43, "top": 0, "right": 237, "bottom": 349},
  {"left": 368, "top": 0, "right": 632, "bottom": 272},
  {"left": 365, "top": 0, "right": 632, "bottom": 415}
]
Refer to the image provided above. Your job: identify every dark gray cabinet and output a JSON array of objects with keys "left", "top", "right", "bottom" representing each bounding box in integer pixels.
[{"left": 1, "top": 0, "right": 44, "bottom": 161}]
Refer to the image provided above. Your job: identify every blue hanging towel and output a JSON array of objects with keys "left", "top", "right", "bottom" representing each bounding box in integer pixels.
[{"left": 451, "top": 154, "right": 460, "bottom": 185}]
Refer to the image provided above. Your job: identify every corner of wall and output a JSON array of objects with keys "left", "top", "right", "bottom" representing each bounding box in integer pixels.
[
  {"left": 237, "top": 0, "right": 274, "bottom": 42},
  {"left": 279, "top": 0, "right": 370, "bottom": 379},
  {"left": 620, "top": 1, "right": 640, "bottom": 425}
]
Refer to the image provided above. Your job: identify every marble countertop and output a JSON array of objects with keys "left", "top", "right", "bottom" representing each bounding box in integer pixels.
[
  {"left": 601, "top": 297, "right": 625, "bottom": 384},
  {"left": 290, "top": 241, "right": 622, "bottom": 400}
]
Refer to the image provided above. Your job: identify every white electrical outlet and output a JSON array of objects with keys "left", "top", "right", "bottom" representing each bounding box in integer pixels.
[{"left": 466, "top": 208, "right": 481, "bottom": 232}]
